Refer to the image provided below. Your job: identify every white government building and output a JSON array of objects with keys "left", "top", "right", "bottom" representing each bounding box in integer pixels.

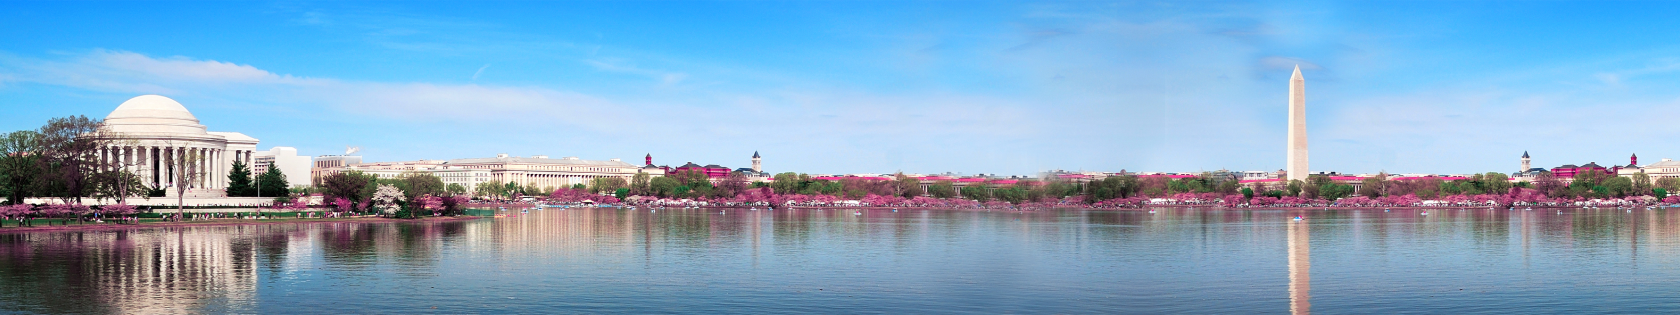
[
  {"left": 102, "top": 95, "right": 261, "bottom": 197},
  {"left": 325, "top": 154, "right": 658, "bottom": 195},
  {"left": 253, "top": 146, "right": 313, "bottom": 188}
]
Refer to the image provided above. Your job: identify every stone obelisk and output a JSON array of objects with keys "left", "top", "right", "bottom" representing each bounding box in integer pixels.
[{"left": 1286, "top": 65, "right": 1309, "bottom": 182}]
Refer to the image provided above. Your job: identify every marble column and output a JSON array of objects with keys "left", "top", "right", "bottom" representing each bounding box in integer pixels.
[
  {"left": 212, "top": 149, "right": 220, "bottom": 189},
  {"left": 216, "top": 149, "right": 224, "bottom": 189},
  {"left": 198, "top": 148, "right": 207, "bottom": 189}
]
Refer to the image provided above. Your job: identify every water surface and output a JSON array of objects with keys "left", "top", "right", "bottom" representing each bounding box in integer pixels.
[{"left": 2, "top": 207, "right": 1678, "bottom": 314}]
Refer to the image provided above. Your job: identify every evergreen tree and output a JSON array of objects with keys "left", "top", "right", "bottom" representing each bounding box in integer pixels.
[
  {"left": 257, "top": 166, "right": 288, "bottom": 197},
  {"left": 226, "top": 161, "right": 253, "bottom": 197}
]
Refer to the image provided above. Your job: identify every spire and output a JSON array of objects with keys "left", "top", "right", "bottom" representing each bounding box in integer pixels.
[
  {"left": 1522, "top": 151, "right": 1529, "bottom": 158},
  {"left": 753, "top": 151, "right": 760, "bottom": 158},
  {"left": 1291, "top": 65, "right": 1302, "bottom": 80}
]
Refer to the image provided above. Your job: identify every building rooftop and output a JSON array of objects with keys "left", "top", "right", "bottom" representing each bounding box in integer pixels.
[{"left": 447, "top": 156, "right": 634, "bottom": 167}]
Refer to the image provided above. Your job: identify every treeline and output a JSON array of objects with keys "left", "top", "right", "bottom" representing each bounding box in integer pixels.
[
  {"left": 317, "top": 170, "right": 469, "bottom": 217},
  {"left": 0, "top": 116, "right": 153, "bottom": 206},
  {"left": 763, "top": 173, "right": 1082, "bottom": 204},
  {"left": 1076, "top": 170, "right": 1677, "bottom": 206}
]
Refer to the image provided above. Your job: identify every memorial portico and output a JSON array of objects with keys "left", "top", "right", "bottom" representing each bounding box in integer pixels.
[{"left": 100, "top": 95, "right": 258, "bottom": 197}]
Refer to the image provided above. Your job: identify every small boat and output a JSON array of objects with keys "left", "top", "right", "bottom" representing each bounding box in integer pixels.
[
  {"left": 1421, "top": 211, "right": 1429, "bottom": 216},
  {"left": 1293, "top": 216, "right": 1303, "bottom": 221},
  {"left": 853, "top": 211, "right": 862, "bottom": 216}
]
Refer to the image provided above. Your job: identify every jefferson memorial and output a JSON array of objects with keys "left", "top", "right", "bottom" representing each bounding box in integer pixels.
[{"left": 102, "top": 95, "right": 258, "bottom": 196}]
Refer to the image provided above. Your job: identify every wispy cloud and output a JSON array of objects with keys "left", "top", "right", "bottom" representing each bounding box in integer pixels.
[
  {"left": 471, "top": 64, "right": 490, "bottom": 81},
  {"left": 584, "top": 58, "right": 688, "bottom": 86}
]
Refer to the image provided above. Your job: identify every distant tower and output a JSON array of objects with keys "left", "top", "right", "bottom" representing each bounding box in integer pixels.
[
  {"left": 1632, "top": 153, "right": 1638, "bottom": 166},
  {"left": 645, "top": 153, "right": 652, "bottom": 166},
  {"left": 751, "top": 151, "right": 762, "bottom": 172},
  {"left": 1521, "top": 151, "right": 1531, "bottom": 171},
  {"left": 1286, "top": 65, "right": 1309, "bottom": 182}
]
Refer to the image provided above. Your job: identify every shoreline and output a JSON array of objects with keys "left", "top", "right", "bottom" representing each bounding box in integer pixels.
[
  {"left": 0, "top": 216, "right": 485, "bottom": 234},
  {"left": 658, "top": 204, "right": 1637, "bottom": 212},
  {"left": 3, "top": 204, "right": 1658, "bottom": 234}
]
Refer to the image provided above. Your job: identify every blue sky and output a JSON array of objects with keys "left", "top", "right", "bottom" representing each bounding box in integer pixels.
[{"left": 3, "top": 1, "right": 1678, "bottom": 176}]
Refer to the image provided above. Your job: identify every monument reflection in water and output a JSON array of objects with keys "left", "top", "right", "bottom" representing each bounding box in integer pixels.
[
  {"left": 3, "top": 208, "right": 1680, "bottom": 313},
  {"left": 1288, "top": 216, "right": 1310, "bottom": 315}
]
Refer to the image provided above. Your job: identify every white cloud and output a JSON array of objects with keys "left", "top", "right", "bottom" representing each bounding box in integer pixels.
[{"left": 86, "top": 50, "right": 286, "bottom": 83}]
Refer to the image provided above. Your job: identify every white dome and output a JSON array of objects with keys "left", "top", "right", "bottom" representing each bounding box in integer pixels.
[
  {"left": 104, "top": 95, "right": 208, "bottom": 135},
  {"left": 106, "top": 95, "right": 198, "bottom": 121}
]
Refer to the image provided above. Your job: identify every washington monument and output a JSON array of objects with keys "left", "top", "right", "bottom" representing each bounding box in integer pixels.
[{"left": 1287, "top": 65, "right": 1309, "bottom": 182}]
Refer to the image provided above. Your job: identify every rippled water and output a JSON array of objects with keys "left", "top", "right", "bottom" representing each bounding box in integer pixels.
[{"left": 3, "top": 207, "right": 1680, "bottom": 314}]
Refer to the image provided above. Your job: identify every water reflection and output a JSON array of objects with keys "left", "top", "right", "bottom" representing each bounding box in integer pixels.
[
  {"left": 1288, "top": 215, "right": 1310, "bottom": 315},
  {"left": 0, "top": 228, "right": 259, "bottom": 313},
  {"left": 0, "top": 221, "right": 470, "bottom": 314},
  {"left": 4, "top": 208, "right": 1680, "bottom": 313}
]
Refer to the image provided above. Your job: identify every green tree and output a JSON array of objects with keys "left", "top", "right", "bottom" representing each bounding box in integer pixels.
[
  {"left": 1360, "top": 173, "right": 1388, "bottom": 198},
  {"left": 0, "top": 130, "right": 42, "bottom": 205},
  {"left": 1632, "top": 173, "right": 1653, "bottom": 196},
  {"left": 895, "top": 174, "right": 923, "bottom": 198},
  {"left": 257, "top": 166, "right": 289, "bottom": 198},
  {"left": 591, "top": 177, "right": 627, "bottom": 194},
  {"left": 614, "top": 188, "right": 629, "bottom": 200},
  {"left": 323, "top": 171, "right": 373, "bottom": 207},
  {"left": 1286, "top": 180, "right": 1304, "bottom": 197},
  {"left": 650, "top": 176, "right": 679, "bottom": 198},
  {"left": 525, "top": 182, "right": 542, "bottom": 197},
  {"left": 994, "top": 186, "right": 1026, "bottom": 204},
  {"left": 474, "top": 180, "right": 505, "bottom": 200},
  {"left": 961, "top": 184, "right": 991, "bottom": 201},
  {"left": 630, "top": 172, "right": 652, "bottom": 196},
  {"left": 770, "top": 172, "right": 799, "bottom": 195},
  {"left": 1602, "top": 176, "right": 1634, "bottom": 198},
  {"left": 928, "top": 180, "right": 956, "bottom": 198},
  {"left": 1241, "top": 187, "right": 1254, "bottom": 200},
  {"left": 1477, "top": 172, "right": 1512, "bottom": 195},
  {"left": 503, "top": 181, "right": 523, "bottom": 198},
  {"left": 445, "top": 183, "right": 467, "bottom": 196},
  {"left": 399, "top": 171, "right": 445, "bottom": 200},
  {"left": 1658, "top": 177, "right": 1680, "bottom": 192},
  {"left": 226, "top": 161, "right": 253, "bottom": 197},
  {"left": 1320, "top": 182, "right": 1354, "bottom": 201}
]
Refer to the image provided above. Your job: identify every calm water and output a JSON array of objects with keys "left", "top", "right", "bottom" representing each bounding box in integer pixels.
[{"left": 3, "top": 207, "right": 1680, "bottom": 314}]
